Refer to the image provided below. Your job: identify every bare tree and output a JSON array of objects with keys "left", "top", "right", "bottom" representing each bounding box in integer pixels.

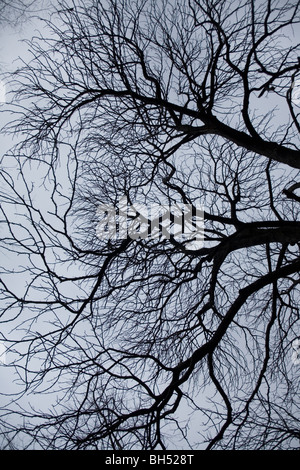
[
  {"left": 0, "top": 0, "right": 299, "bottom": 450},
  {"left": 0, "top": 0, "right": 39, "bottom": 25}
]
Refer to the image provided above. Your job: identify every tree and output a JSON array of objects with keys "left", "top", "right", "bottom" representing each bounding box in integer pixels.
[
  {"left": 0, "top": 0, "right": 39, "bottom": 26},
  {"left": 0, "top": 0, "right": 299, "bottom": 450}
]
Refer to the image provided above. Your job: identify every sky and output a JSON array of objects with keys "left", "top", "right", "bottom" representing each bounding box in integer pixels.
[
  {"left": 0, "top": 2, "right": 209, "bottom": 449},
  {"left": 0, "top": 0, "right": 299, "bottom": 450},
  {"left": 0, "top": 2, "right": 59, "bottom": 447}
]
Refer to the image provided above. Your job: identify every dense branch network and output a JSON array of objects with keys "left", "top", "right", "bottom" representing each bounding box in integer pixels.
[{"left": 0, "top": 0, "right": 299, "bottom": 450}]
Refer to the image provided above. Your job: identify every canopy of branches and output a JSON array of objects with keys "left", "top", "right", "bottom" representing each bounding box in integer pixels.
[{"left": 0, "top": 0, "right": 299, "bottom": 450}]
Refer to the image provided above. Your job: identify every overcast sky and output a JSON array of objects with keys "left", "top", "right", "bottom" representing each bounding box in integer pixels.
[{"left": 0, "top": 0, "right": 299, "bottom": 450}]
